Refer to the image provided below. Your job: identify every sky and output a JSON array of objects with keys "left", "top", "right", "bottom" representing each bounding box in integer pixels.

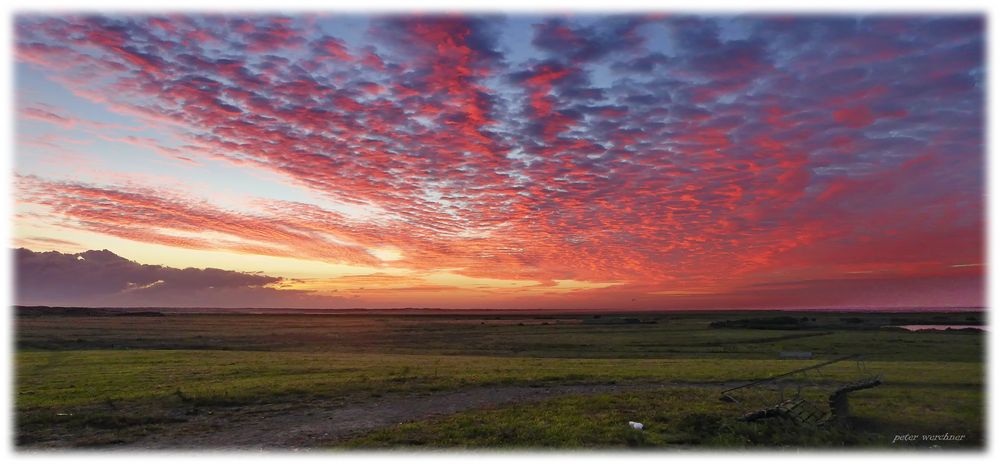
[{"left": 11, "top": 13, "right": 985, "bottom": 310}]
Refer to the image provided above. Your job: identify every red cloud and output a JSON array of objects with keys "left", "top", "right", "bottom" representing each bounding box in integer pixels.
[
  {"left": 833, "top": 105, "right": 910, "bottom": 128},
  {"left": 833, "top": 106, "right": 876, "bottom": 128},
  {"left": 12, "top": 15, "right": 985, "bottom": 309}
]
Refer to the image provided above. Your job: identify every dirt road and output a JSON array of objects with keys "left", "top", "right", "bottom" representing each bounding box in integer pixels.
[{"left": 124, "top": 382, "right": 720, "bottom": 450}]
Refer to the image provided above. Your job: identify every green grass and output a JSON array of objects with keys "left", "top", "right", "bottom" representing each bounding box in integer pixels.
[
  {"left": 342, "top": 386, "right": 983, "bottom": 449},
  {"left": 16, "top": 350, "right": 982, "bottom": 410},
  {"left": 14, "top": 311, "right": 985, "bottom": 449},
  {"left": 17, "top": 311, "right": 984, "bottom": 361}
]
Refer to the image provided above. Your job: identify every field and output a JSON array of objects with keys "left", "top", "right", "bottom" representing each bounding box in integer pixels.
[{"left": 14, "top": 309, "right": 985, "bottom": 450}]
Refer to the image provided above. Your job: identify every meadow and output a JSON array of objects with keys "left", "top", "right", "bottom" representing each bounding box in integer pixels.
[{"left": 14, "top": 309, "right": 985, "bottom": 449}]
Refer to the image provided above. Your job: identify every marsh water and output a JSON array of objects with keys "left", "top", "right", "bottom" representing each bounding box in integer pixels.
[{"left": 890, "top": 325, "right": 986, "bottom": 331}]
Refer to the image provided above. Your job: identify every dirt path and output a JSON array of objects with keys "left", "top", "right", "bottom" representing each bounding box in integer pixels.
[{"left": 124, "top": 382, "right": 727, "bottom": 450}]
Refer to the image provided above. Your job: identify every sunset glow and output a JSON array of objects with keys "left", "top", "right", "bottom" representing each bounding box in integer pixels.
[{"left": 13, "top": 14, "right": 984, "bottom": 309}]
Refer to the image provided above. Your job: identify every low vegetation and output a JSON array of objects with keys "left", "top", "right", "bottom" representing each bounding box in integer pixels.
[
  {"left": 344, "top": 386, "right": 982, "bottom": 449},
  {"left": 15, "top": 310, "right": 985, "bottom": 449}
]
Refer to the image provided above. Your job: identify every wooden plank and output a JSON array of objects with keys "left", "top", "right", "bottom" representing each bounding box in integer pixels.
[{"left": 720, "top": 354, "right": 862, "bottom": 395}]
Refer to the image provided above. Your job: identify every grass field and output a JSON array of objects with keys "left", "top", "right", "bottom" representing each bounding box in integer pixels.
[{"left": 14, "top": 309, "right": 985, "bottom": 449}]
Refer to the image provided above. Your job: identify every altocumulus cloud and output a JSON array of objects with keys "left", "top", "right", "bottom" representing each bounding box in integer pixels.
[{"left": 12, "top": 15, "right": 984, "bottom": 308}]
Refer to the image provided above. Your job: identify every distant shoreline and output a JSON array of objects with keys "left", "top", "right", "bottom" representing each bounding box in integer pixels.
[{"left": 13, "top": 305, "right": 986, "bottom": 317}]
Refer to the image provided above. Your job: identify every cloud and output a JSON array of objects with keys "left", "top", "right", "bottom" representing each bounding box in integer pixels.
[
  {"left": 531, "top": 16, "right": 647, "bottom": 63},
  {"left": 13, "top": 247, "right": 333, "bottom": 307},
  {"left": 12, "top": 14, "right": 985, "bottom": 308},
  {"left": 16, "top": 175, "right": 387, "bottom": 266}
]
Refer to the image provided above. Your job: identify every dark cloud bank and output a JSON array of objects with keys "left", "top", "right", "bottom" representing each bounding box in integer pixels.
[{"left": 14, "top": 248, "right": 331, "bottom": 308}]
